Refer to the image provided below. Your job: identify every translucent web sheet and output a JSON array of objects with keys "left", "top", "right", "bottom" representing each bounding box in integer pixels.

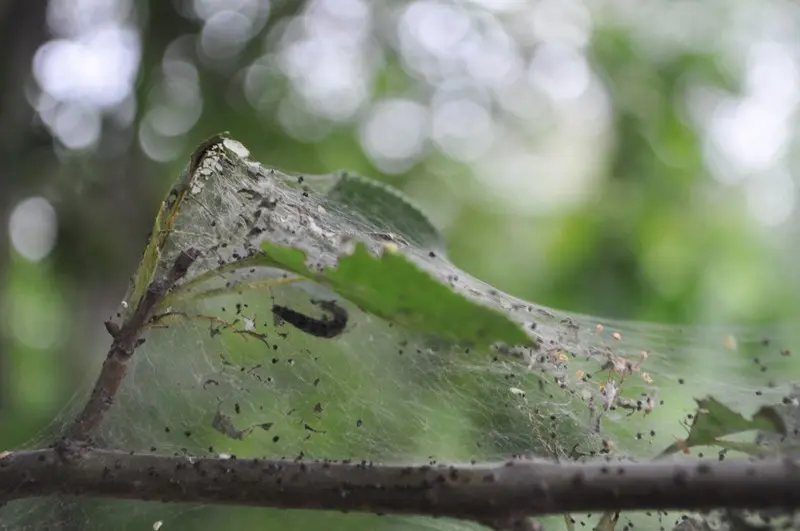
[{"left": 2, "top": 138, "right": 799, "bottom": 531}]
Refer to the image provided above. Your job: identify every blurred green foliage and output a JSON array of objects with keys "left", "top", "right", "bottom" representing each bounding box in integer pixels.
[{"left": 2, "top": 1, "right": 800, "bottom": 530}]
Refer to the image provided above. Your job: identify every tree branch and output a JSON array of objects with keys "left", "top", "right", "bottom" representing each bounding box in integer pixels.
[
  {"left": 63, "top": 249, "right": 200, "bottom": 442},
  {"left": 1, "top": 449, "right": 798, "bottom": 523}
]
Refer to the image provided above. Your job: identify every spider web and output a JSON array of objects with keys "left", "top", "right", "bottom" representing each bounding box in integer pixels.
[{"left": 2, "top": 139, "right": 799, "bottom": 531}]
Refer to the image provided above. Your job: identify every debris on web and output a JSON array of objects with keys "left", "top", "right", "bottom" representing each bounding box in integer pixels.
[{"left": 3, "top": 135, "right": 799, "bottom": 531}]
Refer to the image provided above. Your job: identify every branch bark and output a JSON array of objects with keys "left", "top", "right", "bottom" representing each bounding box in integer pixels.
[
  {"left": 1, "top": 449, "right": 798, "bottom": 523},
  {"left": 63, "top": 248, "right": 200, "bottom": 442}
]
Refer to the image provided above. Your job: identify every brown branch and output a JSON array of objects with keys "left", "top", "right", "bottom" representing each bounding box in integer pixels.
[
  {"left": 63, "top": 249, "right": 200, "bottom": 442},
  {"left": 1, "top": 449, "right": 798, "bottom": 524}
]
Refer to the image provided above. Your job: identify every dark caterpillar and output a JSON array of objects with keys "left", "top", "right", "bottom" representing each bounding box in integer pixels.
[{"left": 271, "top": 299, "right": 348, "bottom": 339}]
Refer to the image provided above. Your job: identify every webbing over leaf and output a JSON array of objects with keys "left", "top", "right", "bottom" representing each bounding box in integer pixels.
[{"left": 5, "top": 135, "right": 797, "bottom": 531}]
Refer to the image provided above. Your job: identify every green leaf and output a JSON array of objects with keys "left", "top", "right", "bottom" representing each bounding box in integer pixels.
[
  {"left": 658, "top": 397, "right": 787, "bottom": 456},
  {"left": 260, "top": 241, "right": 533, "bottom": 349},
  {"left": 711, "top": 440, "right": 764, "bottom": 456},
  {"left": 325, "top": 171, "right": 444, "bottom": 250},
  {"left": 754, "top": 385, "right": 800, "bottom": 456}
]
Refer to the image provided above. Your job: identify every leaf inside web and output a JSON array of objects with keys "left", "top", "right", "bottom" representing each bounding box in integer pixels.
[
  {"left": 258, "top": 241, "right": 533, "bottom": 348},
  {"left": 302, "top": 170, "right": 446, "bottom": 250},
  {"left": 659, "top": 396, "right": 787, "bottom": 457},
  {"left": 6, "top": 135, "right": 800, "bottom": 531}
]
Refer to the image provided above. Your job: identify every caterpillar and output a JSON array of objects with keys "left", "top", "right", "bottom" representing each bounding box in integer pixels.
[{"left": 271, "top": 299, "right": 348, "bottom": 339}]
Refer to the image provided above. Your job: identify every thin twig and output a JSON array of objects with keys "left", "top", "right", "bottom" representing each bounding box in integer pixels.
[
  {"left": 168, "top": 275, "right": 303, "bottom": 305},
  {"left": 1, "top": 450, "right": 798, "bottom": 523},
  {"left": 62, "top": 249, "right": 200, "bottom": 443}
]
